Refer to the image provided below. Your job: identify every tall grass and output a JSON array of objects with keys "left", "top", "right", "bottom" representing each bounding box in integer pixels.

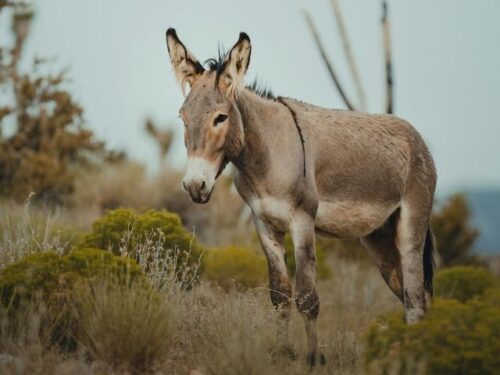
[
  {"left": 118, "top": 228, "right": 203, "bottom": 292},
  {"left": 72, "top": 279, "right": 173, "bottom": 373},
  {"left": 0, "top": 196, "right": 71, "bottom": 269}
]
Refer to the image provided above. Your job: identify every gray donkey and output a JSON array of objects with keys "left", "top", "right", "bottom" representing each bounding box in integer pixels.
[{"left": 165, "top": 29, "right": 436, "bottom": 366}]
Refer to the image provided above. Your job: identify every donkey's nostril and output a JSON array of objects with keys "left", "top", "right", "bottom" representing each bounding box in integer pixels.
[
  {"left": 201, "top": 180, "right": 206, "bottom": 190},
  {"left": 182, "top": 181, "right": 188, "bottom": 191}
]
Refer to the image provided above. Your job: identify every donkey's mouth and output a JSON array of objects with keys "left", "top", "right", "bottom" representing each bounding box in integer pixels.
[{"left": 191, "top": 187, "right": 214, "bottom": 204}]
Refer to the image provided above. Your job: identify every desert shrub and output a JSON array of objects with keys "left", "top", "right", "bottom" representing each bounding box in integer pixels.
[
  {"left": 431, "top": 194, "right": 480, "bottom": 267},
  {"left": 0, "top": 7, "right": 120, "bottom": 205},
  {"left": 434, "top": 266, "right": 498, "bottom": 302},
  {"left": 71, "top": 160, "right": 157, "bottom": 212},
  {"left": 205, "top": 246, "right": 267, "bottom": 290},
  {"left": 284, "top": 235, "right": 331, "bottom": 279},
  {"left": 364, "top": 298, "right": 500, "bottom": 375},
  {"left": 72, "top": 278, "right": 172, "bottom": 372},
  {"left": 81, "top": 208, "right": 204, "bottom": 282},
  {"left": 0, "top": 248, "right": 144, "bottom": 348},
  {"left": 481, "top": 288, "right": 500, "bottom": 308}
]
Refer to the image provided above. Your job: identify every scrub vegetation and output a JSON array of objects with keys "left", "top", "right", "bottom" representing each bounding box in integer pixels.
[{"left": 0, "top": 2, "right": 498, "bottom": 374}]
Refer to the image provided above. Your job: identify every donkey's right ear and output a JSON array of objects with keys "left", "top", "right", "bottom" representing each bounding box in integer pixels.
[{"left": 166, "top": 28, "right": 204, "bottom": 94}]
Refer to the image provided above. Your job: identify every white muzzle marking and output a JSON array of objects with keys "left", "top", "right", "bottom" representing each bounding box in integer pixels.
[{"left": 182, "top": 157, "right": 218, "bottom": 203}]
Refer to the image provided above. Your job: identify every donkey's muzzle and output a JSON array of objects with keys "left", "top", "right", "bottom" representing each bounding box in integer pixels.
[{"left": 182, "top": 178, "right": 212, "bottom": 204}]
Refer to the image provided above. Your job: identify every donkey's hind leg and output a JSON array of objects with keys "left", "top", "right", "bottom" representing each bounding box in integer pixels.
[
  {"left": 396, "top": 197, "right": 432, "bottom": 323},
  {"left": 361, "top": 229, "right": 404, "bottom": 303}
]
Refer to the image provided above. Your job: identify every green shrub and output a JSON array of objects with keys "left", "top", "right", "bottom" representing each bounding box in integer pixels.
[
  {"left": 205, "top": 246, "right": 267, "bottom": 290},
  {"left": 483, "top": 288, "right": 500, "bottom": 307},
  {"left": 431, "top": 194, "right": 480, "bottom": 267},
  {"left": 284, "top": 235, "right": 331, "bottom": 279},
  {"left": 434, "top": 266, "right": 497, "bottom": 302},
  {"left": 81, "top": 208, "right": 204, "bottom": 281},
  {"left": 0, "top": 248, "right": 144, "bottom": 348},
  {"left": 364, "top": 298, "right": 500, "bottom": 375}
]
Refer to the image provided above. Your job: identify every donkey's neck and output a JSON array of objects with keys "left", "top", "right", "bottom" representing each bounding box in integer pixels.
[
  {"left": 232, "top": 89, "right": 304, "bottom": 193},
  {"left": 232, "top": 90, "right": 279, "bottom": 176}
]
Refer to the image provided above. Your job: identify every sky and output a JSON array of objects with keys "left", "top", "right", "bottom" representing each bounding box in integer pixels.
[{"left": 2, "top": 0, "right": 500, "bottom": 196}]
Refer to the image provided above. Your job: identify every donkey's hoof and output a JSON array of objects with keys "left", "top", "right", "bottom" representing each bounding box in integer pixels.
[{"left": 306, "top": 351, "right": 326, "bottom": 367}]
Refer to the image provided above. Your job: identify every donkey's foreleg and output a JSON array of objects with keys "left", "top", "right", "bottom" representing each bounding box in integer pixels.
[
  {"left": 254, "top": 217, "right": 294, "bottom": 354},
  {"left": 289, "top": 213, "right": 325, "bottom": 367}
]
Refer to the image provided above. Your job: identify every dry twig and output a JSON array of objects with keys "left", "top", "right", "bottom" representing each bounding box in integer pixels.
[
  {"left": 382, "top": 0, "right": 394, "bottom": 114},
  {"left": 303, "top": 10, "right": 356, "bottom": 111},
  {"left": 330, "top": 0, "right": 366, "bottom": 111}
]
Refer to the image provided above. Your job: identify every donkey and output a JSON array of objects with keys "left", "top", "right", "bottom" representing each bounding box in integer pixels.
[{"left": 165, "top": 29, "right": 437, "bottom": 366}]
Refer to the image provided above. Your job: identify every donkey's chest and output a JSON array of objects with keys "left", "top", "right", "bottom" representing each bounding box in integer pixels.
[{"left": 233, "top": 170, "right": 297, "bottom": 231}]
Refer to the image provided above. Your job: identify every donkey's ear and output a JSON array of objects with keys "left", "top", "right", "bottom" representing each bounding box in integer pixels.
[
  {"left": 219, "top": 32, "right": 251, "bottom": 98},
  {"left": 166, "top": 28, "right": 204, "bottom": 94}
]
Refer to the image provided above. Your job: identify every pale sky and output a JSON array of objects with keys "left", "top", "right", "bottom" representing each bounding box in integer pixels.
[{"left": 2, "top": 0, "right": 500, "bottom": 195}]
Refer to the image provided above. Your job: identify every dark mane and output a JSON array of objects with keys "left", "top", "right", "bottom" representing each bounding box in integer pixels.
[
  {"left": 204, "top": 46, "right": 228, "bottom": 75},
  {"left": 246, "top": 79, "right": 275, "bottom": 100},
  {"left": 204, "top": 46, "right": 276, "bottom": 100}
]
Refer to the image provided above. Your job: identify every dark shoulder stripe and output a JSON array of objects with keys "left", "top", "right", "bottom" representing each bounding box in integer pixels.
[{"left": 277, "top": 97, "right": 306, "bottom": 178}]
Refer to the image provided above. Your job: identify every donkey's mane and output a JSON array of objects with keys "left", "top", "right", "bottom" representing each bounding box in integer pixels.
[
  {"left": 246, "top": 80, "right": 275, "bottom": 100},
  {"left": 203, "top": 47, "right": 276, "bottom": 100},
  {"left": 204, "top": 46, "right": 228, "bottom": 74}
]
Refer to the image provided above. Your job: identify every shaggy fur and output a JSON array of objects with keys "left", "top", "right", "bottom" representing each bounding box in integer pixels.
[{"left": 165, "top": 29, "right": 437, "bottom": 366}]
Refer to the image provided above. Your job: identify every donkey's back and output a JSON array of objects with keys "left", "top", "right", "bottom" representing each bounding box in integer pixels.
[
  {"left": 281, "top": 98, "right": 436, "bottom": 239},
  {"left": 282, "top": 98, "right": 436, "bottom": 201}
]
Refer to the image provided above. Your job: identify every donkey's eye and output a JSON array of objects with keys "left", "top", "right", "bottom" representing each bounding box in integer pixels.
[{"left": 214, "top": 114, "right": 228, "bottom": 126}]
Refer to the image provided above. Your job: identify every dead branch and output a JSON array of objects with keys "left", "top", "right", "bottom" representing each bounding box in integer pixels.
[
  {"left": 303, "top": 10, "right": 357, "bottom": 111},
  {"left": 382, "top": 0, "right": 393, "bottom": 114},
  {"left": 145, "top": 119, "right": 174, "bottom": 164},
  {"left": 330, "top": 0, "right": 366, "bottom": 111}
]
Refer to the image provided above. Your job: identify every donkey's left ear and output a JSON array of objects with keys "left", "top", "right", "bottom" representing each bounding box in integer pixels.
[
  {"left": 166, "top": 28, "right": 205, "bottom": 94},
  {"left": 219, "top": 32, "right": 251, "bottom": 98}
]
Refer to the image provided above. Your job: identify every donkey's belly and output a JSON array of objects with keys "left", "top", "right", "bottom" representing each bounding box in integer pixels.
[{"left": 314, "top": 200, "right": 398, "bottom": 238}]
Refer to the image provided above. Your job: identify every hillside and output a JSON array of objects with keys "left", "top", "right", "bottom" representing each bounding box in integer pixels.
[{"left": 467, "top": 190, "right": 500, "bottom": 254}]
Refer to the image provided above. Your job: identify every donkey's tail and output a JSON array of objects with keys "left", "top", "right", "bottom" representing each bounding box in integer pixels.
[{"left": 423, "top": 227, "right": 436, "bottom": 296}]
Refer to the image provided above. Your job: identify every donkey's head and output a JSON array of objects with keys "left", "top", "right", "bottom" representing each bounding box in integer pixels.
[{"left": 166, "top": 28, "right": 251, "bottom": 204}]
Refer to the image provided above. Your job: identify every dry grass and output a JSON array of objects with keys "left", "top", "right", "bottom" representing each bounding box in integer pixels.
[
  {"left": 0, "top": 198, "right": 72, "bottom": 268},
  {"left": 71, "top": 161, "right": 157, "bottom": 214},
  {"left": 72, "top": 280, "right": 173, "bottom": 373},
  {"left": 0, "top": 245, "right": 398, "bottom": 374},
  {"left": 163, "top": 255, "right": 398, "bottom": 375},
  {"left": 0, "top": 163, "right": 403, "bottom": 374}
]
